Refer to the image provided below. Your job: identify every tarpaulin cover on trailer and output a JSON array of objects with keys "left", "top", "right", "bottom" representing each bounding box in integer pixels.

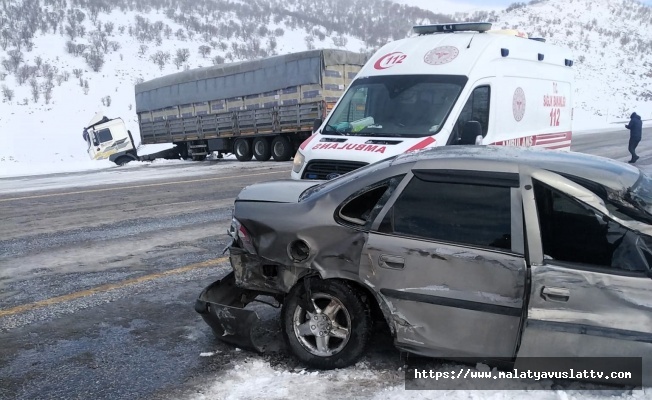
[{"left": 134, "top": 49, "right": 367, "bottom": 113}]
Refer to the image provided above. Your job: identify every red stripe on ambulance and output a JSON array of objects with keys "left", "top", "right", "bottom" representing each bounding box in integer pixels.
[
  {"left": 405, "top": 137, "right": 436, "bottom": 152},
  {"left": 299, "top": 134, "right": 317, "bottom": 150}
]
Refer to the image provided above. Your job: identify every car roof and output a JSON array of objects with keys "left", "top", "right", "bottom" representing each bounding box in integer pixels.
[{"left": 393, "top": 145, "right": 642, "bottom": 190}]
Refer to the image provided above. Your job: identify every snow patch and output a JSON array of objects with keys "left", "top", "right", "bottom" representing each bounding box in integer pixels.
[{"left": 184, "top": 357, "right": 652, "bottom": 399}]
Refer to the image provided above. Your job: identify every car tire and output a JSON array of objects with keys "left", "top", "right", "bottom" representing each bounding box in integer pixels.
[
  {"left": 281, "top": 278, "right": 371, "bottom": 369},
  {"left": 234, "top": 138, "right": 253, "bottom": 161},
  {"left": 271, "top": 136, "right": 293, "bottom": 161},
  {"left": 253, "top": 137, "right": 272, "bottom": 161}
]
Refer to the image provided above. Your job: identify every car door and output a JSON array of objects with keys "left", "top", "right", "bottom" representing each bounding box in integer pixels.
[
  {"left": 517, "top": 171, "right": 652, "bottom": 383},
  {"left": 360, "top": 166, "right": 528, "bottom": 359}
]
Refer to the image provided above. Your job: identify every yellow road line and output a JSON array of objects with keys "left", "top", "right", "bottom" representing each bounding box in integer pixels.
[
  {"left": 0, "top": 256, "right": 229, "bottom": 318},
  {"left": 0, "top": 170, "right": 287, "bottom": 203}
]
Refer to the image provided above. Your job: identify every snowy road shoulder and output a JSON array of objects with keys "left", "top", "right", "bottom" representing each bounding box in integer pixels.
[
  {"left": 0, "top": 157, "right": 291, "bottom": 194},
  {"left": 184, "top": 357, "right": 650, "bottom": 400}
]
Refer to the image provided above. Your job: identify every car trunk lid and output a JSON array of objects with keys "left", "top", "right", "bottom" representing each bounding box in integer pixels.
[{"left": 236, "top": 180, "right": 322, "bottom": 203}]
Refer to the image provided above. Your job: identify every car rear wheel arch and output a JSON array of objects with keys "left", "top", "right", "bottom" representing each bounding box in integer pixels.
[
  {"left": 342, "top": 279, "right": 393, "bottom": 334},
  {"left": 280, "top": 277, "right": 373, "bottom": 369},
  {"left": 285, "top": 274, "right": 393, "bottom": 334}
]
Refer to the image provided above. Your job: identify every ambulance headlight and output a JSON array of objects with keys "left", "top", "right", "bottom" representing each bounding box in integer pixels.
[{"left": 292, "top": 150, "right": 305, "bottom": 173}]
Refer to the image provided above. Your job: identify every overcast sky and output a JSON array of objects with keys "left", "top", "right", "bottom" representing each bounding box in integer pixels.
[
  {"left": 460, "top": 0, "right": 652, "bottom": 4},
  {"left": 397, "top": 0, "right": 652, "bottom": 12}
]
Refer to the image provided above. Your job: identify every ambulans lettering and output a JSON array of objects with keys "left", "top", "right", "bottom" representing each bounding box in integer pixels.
[
  {"left": 312, "top": 143, "right": 386, "bottom": 153},
  {"left": 495, "top": 136, "right": 534, "bottom": 147},
  {"left": 374, "top": 52, "right": 406, "bottom": 70}
]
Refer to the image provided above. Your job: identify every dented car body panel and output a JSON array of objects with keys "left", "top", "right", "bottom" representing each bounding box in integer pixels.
[
  {"left": 362, "top": 233, "right": 528, "bottom": 358},
  {"left": 197, "top": 145, "right": 652, "bottom": 379}
]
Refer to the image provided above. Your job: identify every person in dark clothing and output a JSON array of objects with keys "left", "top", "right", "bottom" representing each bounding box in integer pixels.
[{"left": 625, "top": 112, "right": 642, "bottom": 163}]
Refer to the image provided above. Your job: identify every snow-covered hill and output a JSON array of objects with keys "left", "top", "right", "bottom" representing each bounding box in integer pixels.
[
  {"left": 0, "top": 0, "right": 650, "bottom": 170},
  {"left": 489, "top": 0, "right": 652, "bottom": 125},
  {"left": 396, "top": 0, "right": 505, "bottom": 13}
]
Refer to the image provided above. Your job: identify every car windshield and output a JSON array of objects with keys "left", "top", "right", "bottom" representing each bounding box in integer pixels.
[
  {"left": 324, "top": 75, "right": 467, "bottom": 138},
  {"left": 299, "top": 155, "right": 399, "bottom": 201}
]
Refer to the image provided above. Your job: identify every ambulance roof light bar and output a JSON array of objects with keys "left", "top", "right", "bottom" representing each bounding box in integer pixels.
[{"left": 413, "top": 22, "right": 492, "bottom": 35}]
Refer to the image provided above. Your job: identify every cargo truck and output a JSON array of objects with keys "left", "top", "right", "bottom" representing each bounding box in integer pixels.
[{"left": 82, "top": 49, "right": 368, "bottom": 165}]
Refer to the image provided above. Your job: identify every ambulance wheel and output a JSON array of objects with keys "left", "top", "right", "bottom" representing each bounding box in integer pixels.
[
  {"left": 234, "top": 138, "right": 253, "bottom": 161},
  {"left": 253, "top": 137, "right": 272, "bottom": 161},
  {"left": 281, "top": 279, "right": 371, "bottom": 370},
  {"left": 272, "top": 136, "right": 293, "bottom": 161}
]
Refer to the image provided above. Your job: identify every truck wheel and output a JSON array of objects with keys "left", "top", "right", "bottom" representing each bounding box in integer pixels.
[
  {"left": 272, "top": 136, "right": 293, "bottom": 161},
  {"left": 281, "top": 279, "right": 371, "bottom": 370},
  {"left": 234, "top": 138, "right": 253, "bottom": 161},
  {"left": 114, "top": 156, "right": 133, "bottom": 166},
  {"left": 253, "top": 137, "right": 271, "bottom": 161},
  {"left": 192, "top": 154, "right": 206, "bottom": 161}
]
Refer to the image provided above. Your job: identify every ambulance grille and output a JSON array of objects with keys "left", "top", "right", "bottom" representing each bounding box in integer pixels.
[{"left": 302, "top": 160, "right": 367, "bottom": 180}]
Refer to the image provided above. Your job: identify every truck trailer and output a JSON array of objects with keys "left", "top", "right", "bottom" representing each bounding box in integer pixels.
[{"left": 83, "top": 49, "right": 368, "bottom": 165}]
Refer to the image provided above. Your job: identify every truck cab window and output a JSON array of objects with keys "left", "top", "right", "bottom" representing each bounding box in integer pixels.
[
  {"left": 533, "top": 179, "right": 650, "bottom": 272},
  {"left": 96, "top": 128, "right": 113, "bottom": 143},
  {"left": 448, "top": 86, "right": 490, "bottom": 144}
]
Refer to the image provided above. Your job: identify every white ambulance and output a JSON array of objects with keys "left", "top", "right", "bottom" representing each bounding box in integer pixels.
[{"left": 291, "top": 22, "right": 574, "bottom": 180}]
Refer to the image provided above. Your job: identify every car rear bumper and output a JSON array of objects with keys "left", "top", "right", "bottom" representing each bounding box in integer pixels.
[{"left": 194, "top": 271, "right": 265, "bottom": 352}]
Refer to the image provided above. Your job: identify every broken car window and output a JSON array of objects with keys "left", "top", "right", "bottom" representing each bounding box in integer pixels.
[
  {"left": 533, "top": 179, "right": 650, "bottom": 272},
  {"left": 378, "top": 176, "right": 513, "bottom": 251},
  {"left": 560, "top": 173, "right": 652, "bottom": 224},
  {"left": 336, "top": 175, "right": 405, "bottom": 228},
  {"left": 627, "top": 172, "right": 652, "bottom": 218}
]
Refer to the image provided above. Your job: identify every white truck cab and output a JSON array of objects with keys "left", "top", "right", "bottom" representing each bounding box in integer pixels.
[
  {"left": 291, "top": 22, "right": 574, "bottom": 180},
  {"left": 83, "top": 112, "right": 138, "bottom": 165}
]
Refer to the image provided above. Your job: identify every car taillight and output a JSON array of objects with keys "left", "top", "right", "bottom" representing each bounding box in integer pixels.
[{"left": 230, "top": 217, "right": 257, "bottom": 254}]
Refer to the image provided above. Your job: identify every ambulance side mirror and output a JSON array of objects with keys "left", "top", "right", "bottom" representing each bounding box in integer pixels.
[
  {"left": 313, "top": 118, "right": 323, "bottom": 133},
  {"left": 460, "top": 121, "right": 483, "bottom": 145}
]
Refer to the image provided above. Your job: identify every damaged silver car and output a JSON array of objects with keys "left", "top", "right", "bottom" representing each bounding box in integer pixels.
[{"left": 196, "top": 145, "right": 652, "bottom": 374}]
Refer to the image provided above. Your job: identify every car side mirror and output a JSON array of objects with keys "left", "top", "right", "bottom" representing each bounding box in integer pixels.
[
  {"left": 312, "top": 118, "right": 323, "bottom": 133},
  {"left": 460, "top": 120, "right": 483, "bottom": 145}
]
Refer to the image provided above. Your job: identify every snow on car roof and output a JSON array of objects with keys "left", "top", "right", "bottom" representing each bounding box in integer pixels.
[{"left": 392, "top": 145, "right": 641, "bottom": 191}]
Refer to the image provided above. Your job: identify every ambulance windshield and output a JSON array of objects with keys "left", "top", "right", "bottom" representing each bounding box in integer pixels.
[{"left": 324, "top": 75, "right": 467, "bottom": 138}]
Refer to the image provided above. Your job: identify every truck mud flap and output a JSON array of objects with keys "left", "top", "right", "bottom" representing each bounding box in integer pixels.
[{"left": 194, "top": 271, "right": 264, "bottom": 353}]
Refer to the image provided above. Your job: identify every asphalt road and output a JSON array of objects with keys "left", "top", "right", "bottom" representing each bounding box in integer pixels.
[{"left": 1, "top": 128, "right": 651, "bottom": 400}]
